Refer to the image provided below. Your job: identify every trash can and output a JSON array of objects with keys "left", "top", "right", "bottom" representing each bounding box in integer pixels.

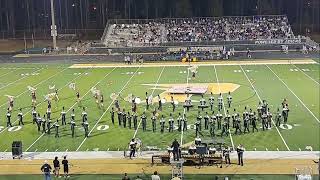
[{"left": 12, "top": 141, "right": 22, "bottom": 159}]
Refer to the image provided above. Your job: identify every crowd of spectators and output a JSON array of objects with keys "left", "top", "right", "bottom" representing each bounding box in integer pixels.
[
  {"left": 104, "top": 16, "right": 294, "bottom": 47},
  {"left": 107, "top": 22, "right": 163, "bottom": 47}
]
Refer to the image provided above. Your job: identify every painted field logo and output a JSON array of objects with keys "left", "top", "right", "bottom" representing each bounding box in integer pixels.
[
  {"left": 279, "top": 124, "right": 293, "bottom": 130},
  {"left": 141, "top": 83, "right": 240, "bottom": 102}
]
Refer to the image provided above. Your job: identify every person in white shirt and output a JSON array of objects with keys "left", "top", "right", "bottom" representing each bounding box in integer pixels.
[{"left": 151, "top": 171, "right": 160, "bottom": 180}]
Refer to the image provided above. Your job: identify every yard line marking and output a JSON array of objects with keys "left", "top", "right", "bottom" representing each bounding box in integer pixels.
[
  {"left": 180, "top": 66, "right": 190, "bottom": 145},
  {"left": 0, "top": 68, "right": 43, "bottom": 91},
  {"left": 45, "top": 149, "right": 48, "bottom": 152},
  {"left": 76, "top": 67, "right": 141, "bottom": 151},
  {"left": 266, "top": 65, "right": 319, "bottom": 123},
  {"left": 55, "top": 149, "right": 58, "bottom": 152},
  {"left": 65, "top": 149, "right": 68, "bottom": 152},
  {"left": 292, "top": 64, "right": 319, "bottom": 85},
  {"left": 25, "top": 67, "right": 117, "bottom": 152},
  {"left": 240, "top": 65, "right": 291, "bottom": 151},
  {"left": 0, "top": 69, "right": 18, "bottom": 79},
  {"left": 34, "top": 149, "right": 38, "bottom": 152},
  {"left": 133, "top": 66, "right": 165, "bottom": 139},
  {"left": 4, "top": 149, "right": 7, "bottom": 152},
  {"left": 0, "top": 67, "right": 81, "bottom": 134},
  {"left": 277, "top": 148, "right": 279, "bottom": 151},
  {"left": 0, "top": 67, "right": 68, "bottom": 108},
  {"left": 213, "top": 65, "right": 235, "bottom": 150}
]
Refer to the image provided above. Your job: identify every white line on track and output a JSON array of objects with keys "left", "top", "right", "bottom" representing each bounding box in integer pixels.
[
  {"left": 76, "top": 67, "right": 141, "bottom": 151},
  {"left": 25, "top": 67, "right": 117, "bottom": 152},
  {"left": 0, "top": 69, "right": 18, "bottom": 79},
  {"left": 0, "top": 67, "right": 68, "bottom": 108},
  {"left": 213, "top": 65, "right": 235, "bottom": 150},
  {"left": 240, "top": 65, "right": 291, "bottom": 151},
  {"left": 266, "top": 65, "right": 319, "bottom": 123},
  {"left": 0, "top": 68, "right": 43, "bottom": 91},
  {"left": 0, "top": 68, "right": 84, "bottom": 134},
  {"left": 133, "top": 66, "right": 165, "bottom": 139},
  {"left": 291, "top": 64, "right": 319, "bottom": 85}
]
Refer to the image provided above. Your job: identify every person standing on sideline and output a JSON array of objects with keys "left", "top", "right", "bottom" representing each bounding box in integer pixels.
[
  {"left": 53, "top": 156, "right": 60, "bottom": 178},
  {"left": 237, "top": 144, "right": 245, "bottom": 166},
  {"left": 62, "top": 156, "right": 70, "bottom": 178},
  {"left": 122, "top": 173, "right": 131, "bottom": 180},
  {"left": 41, "top": 160, "right": 52, "bottom": 180},
  {"left": 151, "top": 171, "right": 161, "bottom": 180},
  {"left": 171, "top": 139, "right": 180, "bottom": 161},
  {"left": 129, "top": 139, "right": 136, "bottom": 159}
]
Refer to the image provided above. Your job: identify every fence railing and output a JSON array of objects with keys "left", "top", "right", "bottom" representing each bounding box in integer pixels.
[{"left": 0, "top": 29, "right": 104, "bottom": 40}]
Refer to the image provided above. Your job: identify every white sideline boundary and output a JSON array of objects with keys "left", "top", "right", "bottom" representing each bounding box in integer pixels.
[
  {"left": 69, "top": 59, "right": 317, "bottom": 69},
  {"left": 266, "top": 65, "right": 320, "bottom": 124},
  {"left": 76, "top": 67, "right": 141, "bottom": 151},
  {"left": 1, "top": 151, "right": 318, "bottom": 160},
  {"left": 239, "top": 65, "right": 291, "bottom": 151},
  {"left": 133, "top": 66, "right": 165, "bottom": 139},
  {"left": 180, "top": 66, "right": 190, "bottom": 145},
  {"left": 25, "top": 67, "right": 117, "bottom": 152},
  {"left": 213, "top": 65, "right": 235, "bottom": 150}
]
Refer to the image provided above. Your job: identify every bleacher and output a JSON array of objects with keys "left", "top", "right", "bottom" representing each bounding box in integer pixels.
[{"left": 102, "top": 15, "right": 295, "bottom": 48}]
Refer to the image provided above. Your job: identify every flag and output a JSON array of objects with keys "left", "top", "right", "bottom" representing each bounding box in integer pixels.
[
  {"left": 27, "top": 86, "right": 36, "bottom": 92},
  {"left": 69, "top": 83, "right": 76, "bottom": 91},
  {"left": 110, "top": 93, "right": 118, "bottom": 100},
  {"left": 49, "top": 85, "right": 55, "bottom": 90}
]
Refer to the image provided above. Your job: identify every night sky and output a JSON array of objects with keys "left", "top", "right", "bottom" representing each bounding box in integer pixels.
[{"left": 0, "top": 0, "right": 319, "bottom": 37}]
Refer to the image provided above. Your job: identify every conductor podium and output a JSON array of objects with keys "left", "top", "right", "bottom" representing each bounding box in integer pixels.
[{"left": 12, "top": 141, "right": 22, "bottom": 159}]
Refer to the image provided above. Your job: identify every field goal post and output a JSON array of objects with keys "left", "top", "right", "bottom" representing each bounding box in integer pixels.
[{"left": 295, "top": 166, "right": 313, "bottom": 180}]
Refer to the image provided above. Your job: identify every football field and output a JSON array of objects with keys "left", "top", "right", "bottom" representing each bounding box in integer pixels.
[{"left": 0, "top": 59, "right": 319, "bottom": 153}]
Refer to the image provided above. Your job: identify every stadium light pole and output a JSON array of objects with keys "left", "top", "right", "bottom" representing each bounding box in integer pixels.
[{"left": 50, "top": 0, "right": 57, "bottom": 50}]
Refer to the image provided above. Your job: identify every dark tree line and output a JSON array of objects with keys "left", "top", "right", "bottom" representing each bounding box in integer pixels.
[{"left": 0, "top": 0, "right": 319, "bottom": 38}]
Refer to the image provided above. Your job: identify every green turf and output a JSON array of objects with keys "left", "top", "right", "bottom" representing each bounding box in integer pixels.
[
  {"left": 0, "top": 174, "right": 308, "bottom": 180},
  {"left": 0, "top": 63, "right": 318, "bottom": 152}
]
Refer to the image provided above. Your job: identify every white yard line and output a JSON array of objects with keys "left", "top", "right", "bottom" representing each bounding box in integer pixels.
[
  {"left": 266, "top": 65, "right": 320, "bottom": 123},
  {"left": 0, "top": 68, "right": 85, "bottom": 134},
  {"left": 0, "top": 67, "right": 68, "bottom": 108},
  {"left": 0, "top": 69, "right": 18, "bottom": 79},
  {"left": 133, "top": 66, "right": 165, "bottom": 139},
  {"left": 76, "top": 67, "right": 141, "bottom": 151},
  {"left": 25, "top": 67, "right": 117, "bottom": 152},
  {"left": 292, "top": 64, "right": 319, "bottom": 85},
  {"left": 180, "top": 66, "right": 190, "bottom": 145},
  {"left": 0, "top": 68, "right": 43, "bottom": 91},
  {"left": 213, "top": 65, "right": 235, "bottom": 150},
  {"left": 240, "top": 65, "right": 291, "bottom": 151}
]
